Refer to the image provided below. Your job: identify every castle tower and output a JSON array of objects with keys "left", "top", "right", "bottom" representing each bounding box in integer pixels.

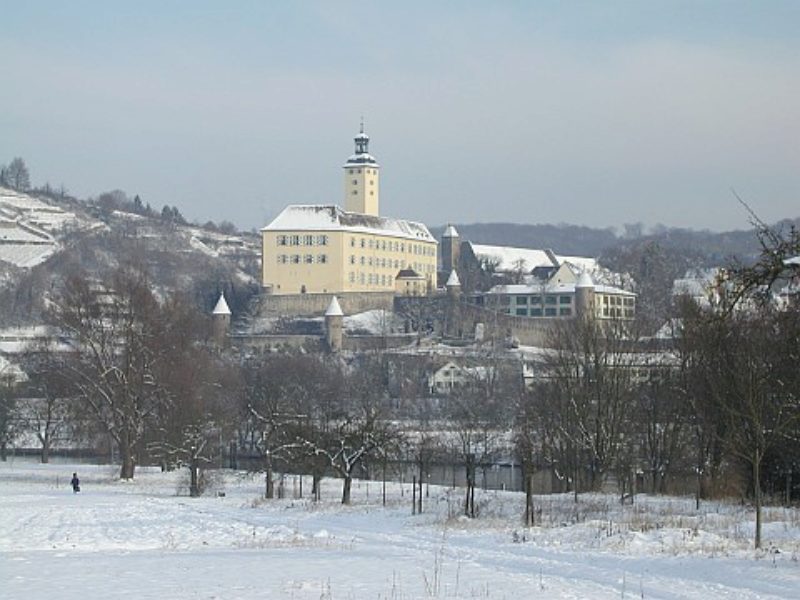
[
  {"left": 325, "top": 295, "right": 344, "bottom": 352},
  {"left": 441, "top": 224, "right": 461, "bottom": 275},
  {"left": 212, "top": 292, "right": 231, "bottom": 347},
  {"left": 575, "top": 271, "right": 596, "bottom": 319},
  {"left": 343, "top": 120, "right": 380, "bottom": 216}
]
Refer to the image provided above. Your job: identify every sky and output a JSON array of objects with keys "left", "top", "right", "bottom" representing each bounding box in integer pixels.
[{"left": 0, "top": 1, "right": 798, "bottom": 232}]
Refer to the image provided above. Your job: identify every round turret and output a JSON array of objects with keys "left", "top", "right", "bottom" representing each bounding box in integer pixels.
[
  {"left": 325, "top": 296, "right": 344, "bottom": 352},
  {"left": 575, "top": 272, "right": 595, "bottom": 318},
  {"left": 212, "top": 292, "right": 231, "bottom": 347}
]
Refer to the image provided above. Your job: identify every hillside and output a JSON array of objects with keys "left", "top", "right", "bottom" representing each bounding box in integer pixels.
[{"left": 0, "top": 186, "right": 261, "bottom": 327}]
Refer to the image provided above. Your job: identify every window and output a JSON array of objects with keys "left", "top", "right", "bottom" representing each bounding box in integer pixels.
[
  {"left": 624, "top": 298, "right": 634, "bottom": 307},
  {"left": 559, "top": 307, "right": 572, "bottom": 316},
  {"left": 291, "top": 255, "right": 300, "bottom": 264},
  {"left": 368, "top": 257, "right": 373, "bottom": 266},
  {"left": 515, "top": 296, "right": 527, "bottom": 305},
  {"left": 351, "top": 190, "right": 357, "bottom": 195},
  {"left": 360, "top": 238, "right": 366, "bottom": 248},
  {"left": 381, "top": 240, "right": 386, "bottom": 251},
  {"left": 529, "top": 296, "right": 541, "bottom": 305},
  {"left": 350, "top": 237, "right": 356, "bottom": 247},
  {"left": 499, "top": 296, "right": 510, "bottom": 305},
  {"left": 359, "top": 273, "right": 365, "bottom": 284},
  {"left": 352, "top": 179, "right": 358, "bottom": 185},
  {"left": 349, "top": 169, "right": 354, "bottom": 174},
  {"left": 317, "top": 235, "right": 328, "bottom": 246},
  {"left": 559, "top": 296, "right": 571, "bottom": 304},
  {"left": 530, "top": 308, "right": 543, "bottom": 317},
  {"left": 304, "top": 254, "right": 313, "bottom": 264},
  {"left": 349, "top": 255, "right": 355, "bottom": 265},
  {"left": 317, "top": 254, "right": 327, "bottom": 264},
  {"left": 369, "top": 239, "right": 374, "bottom": 249},
  {"left": 303, "top": 234, "right": 314, "bottom": 246},
  {"left": 369, "top": 180, "right": 374, "bottom": 185},
  {"left": 349, "top": 272, "right": 355, "bottom": 283},
  {"left": 603, "top": 296, "right": 609, "bottom": 305},
  {"left": 277, "top": 235, "right": 287, "bottom": 246},
  {"left": 277, "top": 254, "right": 287, "bottom": 264},
  {"left": 400, "top": 243, "right": 405, "bottom": 252},
  {"left": 516, "top": 308, "right": 528, "bottom": 316},
  {"left": 290, "top": 235, "right": 300, "bottom": 246},
  {"left": 360, "top": 256, "right": 365, "bottom": 265},
  {"left": 545, "top": 295, "right": 557, "bottom": 305},
  {"left": 545, "top": 307, "right": 557, "bottom": 316},
  {"left": 381, "top": 275, "right": 386, "bottom": 286}
]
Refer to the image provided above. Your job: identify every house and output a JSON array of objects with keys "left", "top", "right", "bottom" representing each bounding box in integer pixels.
[
  {"left": 427, "top": 361, "right": 494, "bottom": 395},
  {"left": 482, "top": 272, "right": 635, "bottom": 320}
]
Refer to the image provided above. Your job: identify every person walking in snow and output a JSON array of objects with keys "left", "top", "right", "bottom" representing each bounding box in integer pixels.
[{"left": 71, "top": 472, "right": 80, "bottom": 493}]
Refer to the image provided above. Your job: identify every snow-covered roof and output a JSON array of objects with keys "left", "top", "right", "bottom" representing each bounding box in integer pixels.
[
  {"left": 488, "top": 281, "right": 634, "bottom": 297},
  {"left": 785, "top": 256, "right": 800, "bottom": 267},
  {"left": 325, "top": 296, "right": 344, "bottom": 317},
  {"left": 468, "top": 242, "right": 598, "bottom": 273},
  {"left": 212, "top": 293, "right": 231, "bottom": 315},
  {"left": 446, "top": 270, "right": 461, "bottom": 287},
  {"left": 442, "top": 225, "right": 459, "bottom": 238},
  {"left": 262, "top": 205, "right": 436, "bottom": 243}
]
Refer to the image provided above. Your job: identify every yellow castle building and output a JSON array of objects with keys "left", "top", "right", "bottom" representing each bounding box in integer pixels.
[{"left": 261, "top": 125, "right": 437, "bottom": 296}]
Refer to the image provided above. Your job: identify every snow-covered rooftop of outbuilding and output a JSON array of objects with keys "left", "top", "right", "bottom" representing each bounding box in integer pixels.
[
  {"left": 488, "top": 281, "right": 635, "bottom": 296},
  {"left": 785, "top": 256, "right": 800, "bottom": 266},
  {"left": 262, "top": 205, "right": 436, "bottom": 243},
  {"left": 468, "top": 243, "right": 598, "bottom": 273}
]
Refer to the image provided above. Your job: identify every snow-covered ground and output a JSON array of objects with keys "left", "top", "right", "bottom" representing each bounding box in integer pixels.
[{"left": 2, "top": 461, "right": 798, "bottom": 599}]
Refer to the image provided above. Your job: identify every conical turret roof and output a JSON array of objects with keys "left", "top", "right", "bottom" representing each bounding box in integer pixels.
[
  {"left": 446, "top": 270, "right": 461, "bottom": 287},
  {"left": 575, "top": 271, "right": 595, "bottom": 289},
  {"left": 325, "top": 295, "right": 344, "bottom": 317},
  {"left": 212, "top": 292, "right": 231, "bottom": 315}
]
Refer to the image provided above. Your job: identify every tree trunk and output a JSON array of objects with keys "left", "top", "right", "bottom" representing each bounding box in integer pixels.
[
  {"left": 524, "top": 468, "right": 534, "bottom": 527},
  {"left": 342, "top": 475, "right": 352, "bottom": 505},
  {"left": 119, "top": 442, "right": 136, "bottom": 479},
  {"left": 754, "top": 458, "right": 762, "bottom": 549},
  {"left": 189, "top": 460, "right": 200, "bottom": 497},
  {"left": 265, "top": 463, "right": 274, "bottom": 499},
  {"left": 41, "top": 439, "right": 50, "bottom": 464}
]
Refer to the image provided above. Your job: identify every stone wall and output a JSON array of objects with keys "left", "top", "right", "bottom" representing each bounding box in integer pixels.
[{"left": 256, "top": 291, "right": 396, "bottom": 317}]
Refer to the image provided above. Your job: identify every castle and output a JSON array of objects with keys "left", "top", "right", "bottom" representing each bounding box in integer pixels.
[{"left": 260, "top": 124, "right": 438, "bottom": 303}]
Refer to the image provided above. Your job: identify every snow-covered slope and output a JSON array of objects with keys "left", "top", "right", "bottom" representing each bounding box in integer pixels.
[{"left": 1, "top": 461, "right": 798, "bottom": 600}]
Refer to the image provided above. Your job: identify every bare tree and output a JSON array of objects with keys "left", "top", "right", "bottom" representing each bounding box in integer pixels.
[
  {"left": 19, "top": 351, "right": 74, "bottom": 463},
  {"left": 48, "top": 267, "right": 168, "bottom": 479},
  {"left": 2, "top": 157, "right": 31, "bottom": 191}
]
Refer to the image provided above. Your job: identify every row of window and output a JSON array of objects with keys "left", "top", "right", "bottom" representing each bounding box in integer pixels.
[
  {"left": 349, "top": 236, "right": 434, "bottom": 256},
  {"left": 348, "top": 272, "right": 392, "bottom": 286},
  {"left": 348, "top": 168, "right": 376, "bottom": 175},
  {"left": 601, "top": 295, "right": 635, "bottom": 306},
  {"left": 603, "top": 308, "right": 635, "bottom": 318},
  {"left": 351, "top": 255, "right": 404, "bottom": 269},
  {"left": 277, "top": 234, "right": 328, "bottom": 247},
  {"left": 505, "top": 307, "right": 573, "bottom": 317},
  {"left": 509, "top": 295, "right": 572, "bottom": 306},
  {"left": 277, "top": 254, "right": 328, "bottom": 265}
]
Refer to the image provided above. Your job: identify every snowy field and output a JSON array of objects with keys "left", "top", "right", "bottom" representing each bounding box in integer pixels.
[{"left": 2, "top": 461, "right": 799, "bottom": 599}]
